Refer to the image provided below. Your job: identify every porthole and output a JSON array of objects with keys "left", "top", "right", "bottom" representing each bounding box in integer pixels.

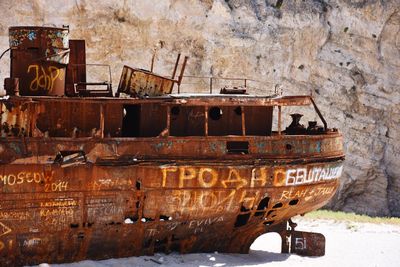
[
  {"left": 234, "top": 106, "right": 242, "bottom": 116},
  {"left": 209, "top": 107, "right": 223, "bottom": 120},
  {"left": 171, "top": 106, "right": 180, "bottom": 116}
]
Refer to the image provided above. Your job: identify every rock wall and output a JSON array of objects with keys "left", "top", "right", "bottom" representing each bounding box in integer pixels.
[{"left": 0, "top": 0, "right": 399, "bottom": 216}]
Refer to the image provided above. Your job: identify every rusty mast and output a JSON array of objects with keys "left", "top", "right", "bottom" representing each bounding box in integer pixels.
[{"left": 0, "top": 26, "right": 344, "bottom": 266}]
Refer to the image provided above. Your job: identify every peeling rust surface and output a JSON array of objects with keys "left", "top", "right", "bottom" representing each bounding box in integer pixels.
[
  {"left": 117, "top": 54, "right": 187, "bottom": 97},
  {"left": 0, "top": 26, "right": 344, "bottom": 266},
  {"left": 118, "top": 65, "right": 175, "bottom": 97},
  {"left": 291, "top": 231, "right": 326, "bottom": 256},
  {"left": 0, "top": 96, "right": 344, "bottom": 266},
  {"left": 0, "top": 93, "right": 344, "bottom": 266},
  {"left": 0, "top": 159, "right": 342, "bottom": 265},
  {"left": 9, "top": 26, "right": 70, "bottom": 96}
]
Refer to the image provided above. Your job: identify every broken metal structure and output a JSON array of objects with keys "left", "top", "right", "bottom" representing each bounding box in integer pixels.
[{"left": 0, "top": 26, "right": 344, "bottom": 266}]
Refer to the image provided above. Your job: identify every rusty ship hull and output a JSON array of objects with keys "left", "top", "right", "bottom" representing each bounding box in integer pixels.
[
  {"left": 0, "top": 26, "right": 344, "bottom": 266},
  {"left": 0, "top": 143, "right": 343, "bottom": 266},
  {"left": 0, "top": 161, "right": 343, "bottom": 265},
  {"left": 0, "top": 96, "right": 344, "bottom": 265}
]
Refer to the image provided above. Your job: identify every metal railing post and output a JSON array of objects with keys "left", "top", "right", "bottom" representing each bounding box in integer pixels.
[{"left": 278, "top": 106, "right": 282, "bottom": 136}]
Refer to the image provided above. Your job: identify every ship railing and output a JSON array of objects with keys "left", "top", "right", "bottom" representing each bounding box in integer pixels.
[
  {"left": 67, "top": 63, "right": 113, "bottom": 97},
  {"left": 176, "top": 75, "right": 279, "bottom": 95}
]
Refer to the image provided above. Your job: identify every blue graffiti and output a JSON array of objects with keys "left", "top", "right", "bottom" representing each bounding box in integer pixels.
[
  {"left": 10, "top": 40, "right": 20, "bottom": 47},
  {"left": 9, "top": 143, "right": 21, "bottom": 154},
  {"left": 256, "top": 142, "right": 266, "bottom": 153},
  {"left": 209, "top": 142, "right": 217, "bottom": 152},
  {"left": 316, "top": 141, "right": 321, "bottom": 153},
  {"left": 209, "top": 141, "right": 226, "bottom": 153},
  {"left": 27, "top": 31, "right": 36, "bottom": 41},
  {"left": 152, "top": 141, "right": 173, "bottom": 152}
]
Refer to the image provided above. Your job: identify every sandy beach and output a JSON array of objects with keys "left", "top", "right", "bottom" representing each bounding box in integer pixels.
[{"left": 39, "top": 217, "right": 400, "bottom": 267}]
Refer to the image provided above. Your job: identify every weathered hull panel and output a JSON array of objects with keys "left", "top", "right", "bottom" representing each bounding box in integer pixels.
[
  {"left": 0, "top": 159, "right": 343, "bottom": 266},
  {"left": 0, "top": 134, "right": 343, "bottom": 163}
]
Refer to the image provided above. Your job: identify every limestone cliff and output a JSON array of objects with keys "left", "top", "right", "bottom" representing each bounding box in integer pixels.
[{"left": 0, "top": 0, "right": 399, "bottom": 216}]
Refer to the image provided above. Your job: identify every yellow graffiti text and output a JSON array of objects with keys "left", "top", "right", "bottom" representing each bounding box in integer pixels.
[
  {"left": 40, "top": 207, "right": 74, "bottom": 217},
  {"left": 0, "top": 211, "right": 32, "bottom": 221},
  {"left": 0, "top": 171, "right": 54, "bottom": 187},
  {"left": 170, "top": 189, "right": 238, "bottom": 213},
  {"left": 44, "top": 181, "right": 68, "bottom": 192},
  {"left": 161, "top": 166, "right": 266, "bottom": 189},
  {"left": 221, "top": 168, "right": 247, "bottom": 189},
  {"left": 0, "top": 222, "right": 12, "bottom": 237},
  {"left": 40, "top": 199, "right": 77, "bottom": 208},
  {"left": 27, "top": 64, "right": 61, "bottom": 92}
]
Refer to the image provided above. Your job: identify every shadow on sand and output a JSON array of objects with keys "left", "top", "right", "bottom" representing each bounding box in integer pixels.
[{"left": 176, "top": 249, "right": 291, "bottom": 266}]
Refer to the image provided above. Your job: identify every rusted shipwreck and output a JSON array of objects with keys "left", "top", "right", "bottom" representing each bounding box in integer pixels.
[{"left": 0, "top": 26, "right": 344, "bottom": 266}]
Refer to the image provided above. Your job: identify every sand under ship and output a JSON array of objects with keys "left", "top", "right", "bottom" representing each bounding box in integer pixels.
[{"left": 0, "top": 26, "right": 344, "bottom": 266}]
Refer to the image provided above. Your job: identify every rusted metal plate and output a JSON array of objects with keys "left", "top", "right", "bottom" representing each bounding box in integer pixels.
[
  {"left": 1, "top": 94, "right": 313, "bottom": 106},
  {"left": 0, "top": 97, "right": 342, "bottom": 153},
  {"left": 9, "top": 26, "right": 69, "bottom": 96},
  {"left": 4, "top": 78, "right": 19, "bottom": 96},
  {"left": 65, "top": 40, "right": 86, "bottom": 97},
  {"left": 0, "top": 159, "right": 341, "bottom": 265},
  {"left": 10, "top": 52, "right": 67, "bottom": 96},
  {"left": 117, "top": 54, "right": 188, "bottom": 97},
  {"left": 291, "top": 231, "right": 326, "bottom": 256},
  {"left": 118, "top": 65, "right": 175, "bottom": 97},
  {"left": 9, "top": 26, "right": 69, "bottom": 64},
  {"left": 0, "top": 136, "right": 344, "bottom": 163}
]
